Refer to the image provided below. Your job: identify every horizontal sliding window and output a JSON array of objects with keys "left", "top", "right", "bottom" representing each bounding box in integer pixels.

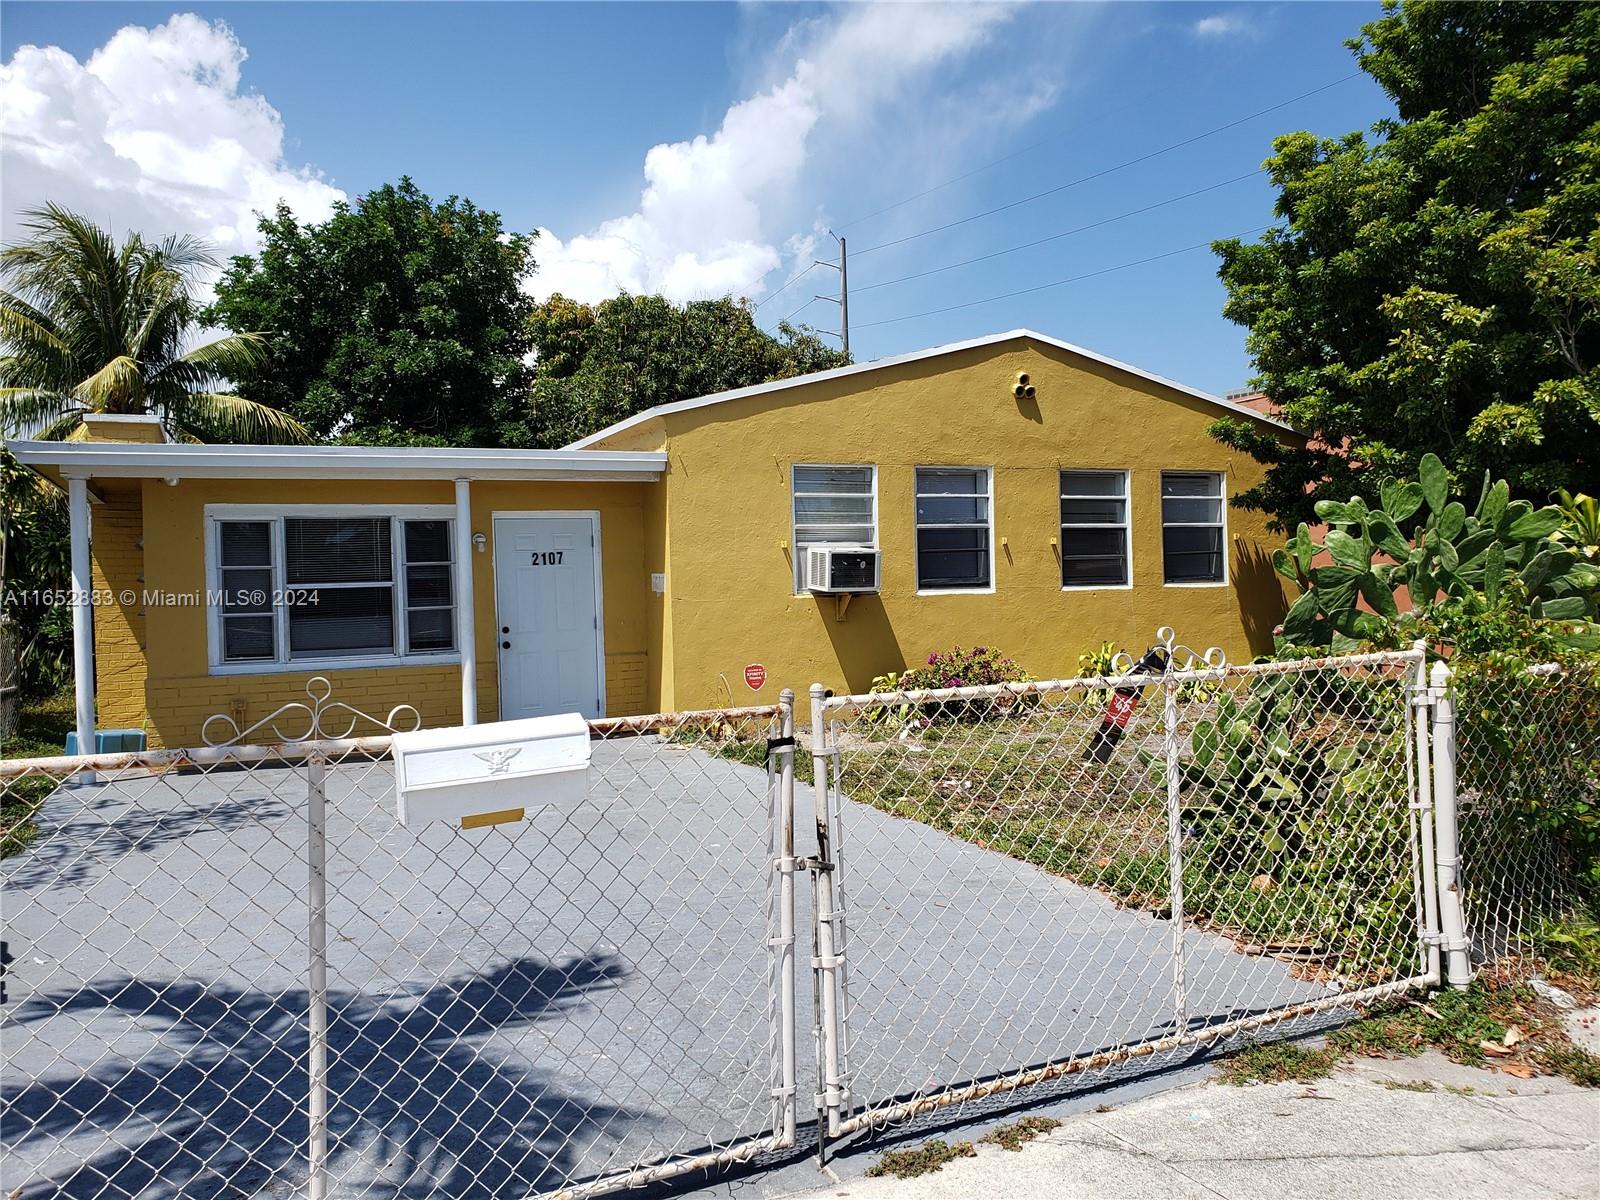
[
  {"left": 210, "top": 511, "right": 456, "bottom": 668},
  {"left": 1162, "top": 471, "right": 1226, "bottom": 584},
  {"left": 916, "top": 467, "right": 992, "bottom": 590},
  {"left": 1060, "top": 470, "right": 1129, "bottom": 587}
]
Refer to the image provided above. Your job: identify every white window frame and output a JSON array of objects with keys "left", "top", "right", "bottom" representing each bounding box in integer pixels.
[
  {"left": 204, "top": 503, "right": 461, "bottom": 675},
  {"left": 791, "top": 464, "right": 878, "bottom": 595},
  {"left": 1160, "top": 470, "right": 1230, "bottom": 587},
  {"left": 913, "top": 466, "right": 995, "bottom": 595},
  {"left": 1059, "top": 469, "right": 1132, "bottom": 591}
]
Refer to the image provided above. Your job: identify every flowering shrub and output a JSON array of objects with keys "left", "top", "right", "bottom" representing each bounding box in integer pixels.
[
  {"left": 900, "top": 645, "right": 1032, "bottom": 691},
  {"left": 868, "top": 646, "right": 1035, "bottom": 725}
]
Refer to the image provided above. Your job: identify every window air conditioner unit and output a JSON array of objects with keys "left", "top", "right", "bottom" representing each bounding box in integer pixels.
[{"left": 806, "top": 545, "right": 880, "bottom": 594}]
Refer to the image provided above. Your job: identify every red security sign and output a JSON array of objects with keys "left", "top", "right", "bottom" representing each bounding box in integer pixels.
[{"left": 744, "top": 663, "right": 767, "bottom": 691}]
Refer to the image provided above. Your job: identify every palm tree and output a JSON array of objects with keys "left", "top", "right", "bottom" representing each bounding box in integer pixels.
[{"left": 0, "top": 204, "right": 310, "bottom": 443}]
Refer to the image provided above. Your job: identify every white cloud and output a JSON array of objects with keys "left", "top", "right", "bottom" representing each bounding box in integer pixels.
[
  {"left": 0, "top": 14, "right": 344, "bottom": 270},
  {"left": 1192, "top": 13, "right": 1254, "bottom": 39},
  {"left": 531, "top": 2, "right": 1022, "bottom": 305}
]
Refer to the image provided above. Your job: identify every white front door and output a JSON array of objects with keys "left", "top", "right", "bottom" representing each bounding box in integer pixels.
[{"left": 494, "top": 515, "right": 603, "bottom": 720}]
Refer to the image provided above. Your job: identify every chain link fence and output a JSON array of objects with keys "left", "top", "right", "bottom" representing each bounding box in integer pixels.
[
  {"left": 806, "top": 648, "right": 1435, "bottom": 1141},
  {"left": 4, "top": 647, "right": 1596, "bottom": 1196},
  {"left": 1453, "top": 660, "right": 1600, "bottom": 964},
  {"left": 1, "top": 688, "right": 798, "bottom": 1200}
]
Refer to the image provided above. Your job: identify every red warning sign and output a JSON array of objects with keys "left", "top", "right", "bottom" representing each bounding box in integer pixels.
[{"left": 744, "top": 663, "right": 767, "bottom": 691}]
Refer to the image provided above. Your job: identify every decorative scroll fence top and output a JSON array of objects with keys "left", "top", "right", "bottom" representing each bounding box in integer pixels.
[{"left": 200, "top": 676, "right": 422, "bottom": 748}]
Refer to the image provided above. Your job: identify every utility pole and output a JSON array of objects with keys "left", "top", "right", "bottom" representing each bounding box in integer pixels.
[{"left": 814, "top": 231, "right": 850, "bottom": 359}]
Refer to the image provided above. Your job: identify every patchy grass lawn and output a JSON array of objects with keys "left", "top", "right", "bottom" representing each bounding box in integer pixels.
[
  {"left": 698, "top": 704, "right": 1417, "bottom": 981},
  {"left": 866, "top": 1138, "right": 975, "bottom": 1179},
  {"left": 1222, "top": 976, "right": 1600, "bottom": 1089},
  {"left": 867, "top": 1116, "right": 1063, "bottom": 1179},
  {"left": 1, "top": 686, "right": 73, "bottom": 857}
]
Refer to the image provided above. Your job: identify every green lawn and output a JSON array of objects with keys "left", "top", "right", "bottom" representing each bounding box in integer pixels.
[{"left": 2, "top": 686, "right": 74, "bottom": 857}]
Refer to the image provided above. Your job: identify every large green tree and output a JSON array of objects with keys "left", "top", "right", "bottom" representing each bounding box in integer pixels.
[
  {"left": 0, "top": 204, "right": 304, "bottom": 442},
  {"left": 1210, "top": 1, "right": 1600, "bottom": 531},
  {"left": 206, "top": 178, "right": 536, "bottom": 446},
  {"left": 528, "top": 293, "right": 849, "bottom": 446}
]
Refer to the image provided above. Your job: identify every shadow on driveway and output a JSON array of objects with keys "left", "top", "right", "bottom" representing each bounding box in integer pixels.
[{"left": 2, "top": 953, "right": 643, "bottom": 1199}]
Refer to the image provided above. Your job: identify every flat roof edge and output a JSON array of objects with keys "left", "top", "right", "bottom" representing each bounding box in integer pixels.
[{"left": 4, "top": 441, "right": 667, "bottom": 482}]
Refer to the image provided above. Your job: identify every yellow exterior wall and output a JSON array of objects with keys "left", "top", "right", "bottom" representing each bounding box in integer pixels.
[
  {"left": 88, "top": 485, "right": 150, "bottom": 734},
  {"left": 640, "top": 337, "right": 1293, "bottom": 708},
  {"left": 95, "top": 476, "right": 655, "bottom": 748}
]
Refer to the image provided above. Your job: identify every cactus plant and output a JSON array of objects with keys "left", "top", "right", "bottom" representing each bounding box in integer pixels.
[{"left": 1274, "top": 454, "right": 1600, "bottom": 649}]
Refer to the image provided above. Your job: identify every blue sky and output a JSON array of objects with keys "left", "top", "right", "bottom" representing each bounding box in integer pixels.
[{"left": 2, "top": 2, "right": 1393, "bottom": 395}]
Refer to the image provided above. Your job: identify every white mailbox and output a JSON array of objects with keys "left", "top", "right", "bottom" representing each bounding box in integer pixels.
[{"left": 391, "top": 712, "right": 592, "bottom": 827}]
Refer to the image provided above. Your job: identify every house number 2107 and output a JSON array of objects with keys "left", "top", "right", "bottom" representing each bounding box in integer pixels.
[{"left": 530, "top": 550, "right": 565, "bottom": 566}]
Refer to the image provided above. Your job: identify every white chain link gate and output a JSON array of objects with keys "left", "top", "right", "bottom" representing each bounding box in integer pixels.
[{"left": 803, "top": 643, "right": 1443, "bottom": 1151}]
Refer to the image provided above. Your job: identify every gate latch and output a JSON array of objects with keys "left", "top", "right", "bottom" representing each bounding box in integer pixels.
[{"left": 797, "top": 856, "right": 833, "bottom": 873}]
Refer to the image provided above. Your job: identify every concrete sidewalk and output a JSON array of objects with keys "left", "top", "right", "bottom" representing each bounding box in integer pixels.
[{"left": 793, "top": 1052, "right": 1600, "bottom": 1200}]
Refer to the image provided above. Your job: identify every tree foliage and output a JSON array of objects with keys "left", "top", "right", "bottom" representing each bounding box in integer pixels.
[
  {"left": 0, "top": 452, "right": 70, "bottom": 698},
  {"left": 527, "top": 294, "right": 849, "bottom": 446},
  {"left": 0, "top": 204, "right": 304, "bottom": 443},
  {"left": 205, "top": 179, "right": 536, "bottom": 446},
  {"left": 1211, "top": 1, "right": 1600, "bottom": 530}
]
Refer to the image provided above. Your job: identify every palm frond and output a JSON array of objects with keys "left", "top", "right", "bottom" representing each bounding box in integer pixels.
[
  {"left": 167, "top": 392, "right": 314, "bottom": 445},
  {"left": 74, "top": 355, "right": 144, "bottom": 412},
  {"left": 0, "top": 387, "right": 77, "bottom": 439},
  {"left": 158, "top": 331, "right": 272, "bottom": 388}
]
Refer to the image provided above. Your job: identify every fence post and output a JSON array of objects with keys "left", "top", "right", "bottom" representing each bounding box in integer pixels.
[
  {"left": 1430, "top": 661, "right": 1472, "bottom": 990},
  {"left": 1411, "top": 644, "right": 1443, "bottom": 985},
  {"left": 1162, "top": 671, "right": 1188, "bottom": 1033},
  {"left": 809, "top": 683, "right": 845, "bottom": 1142},
  {"left": 306, "top": 753, "right": 330, "bottom": 1199},
  {"left": 775, "top": 689, "right": 798, "bottom": 1148}
]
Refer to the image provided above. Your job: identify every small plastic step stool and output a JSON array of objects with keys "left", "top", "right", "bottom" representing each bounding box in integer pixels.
[{"left": 64, "top": 729, "right": 147, "bottom": 754}]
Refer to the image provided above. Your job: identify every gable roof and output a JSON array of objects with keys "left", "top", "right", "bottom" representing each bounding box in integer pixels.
[{"left": 567, "top": 328, "right": 1297, "bottom": 449}]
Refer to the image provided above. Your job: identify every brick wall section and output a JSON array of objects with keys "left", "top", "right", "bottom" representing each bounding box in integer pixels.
[
  {"left": 606, "top": 652, "right": 647, "bottom": 715},
  {"left": 143, "top": 666, "right": 464, "bottom": 749},
  {"left": 89, "top": 493, "right": 149, "bottom": 736}
]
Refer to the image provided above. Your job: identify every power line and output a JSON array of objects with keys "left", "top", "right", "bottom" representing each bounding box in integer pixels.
[
  {"left": 753, "top": 261, "right": 819, "bottom": 310},
  {"left": 782, "top": 295, "right": 820, "bottom": 324},
  {"left": 834, "top": 68, "right": 1248, "bottom": 231},
  {"left": 851, "top": 170, "right": 1261, "bottom": 297},
  {"left": 852, "top": 226, "right": 1272, "bottom": 332},
  {"left": 851, "top": 73, "right": 1358, "bottom": 258}
]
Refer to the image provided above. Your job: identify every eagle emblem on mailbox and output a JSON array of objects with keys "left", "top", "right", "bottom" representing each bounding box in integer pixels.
[{"left": 474, "top": 747, "right": 523, "bottom": 775}]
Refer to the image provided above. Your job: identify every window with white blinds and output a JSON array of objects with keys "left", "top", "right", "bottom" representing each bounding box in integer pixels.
[
  {"left": 208, "top": 509, "right": 456, "bottom": 669},
  {"left": 792, "top": 465, "right": 876, "bottom": 591}
]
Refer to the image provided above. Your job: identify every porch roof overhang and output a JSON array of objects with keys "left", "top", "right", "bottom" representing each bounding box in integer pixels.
[{"left": 4, "top": 440, "right": 667, "bottom": 486}]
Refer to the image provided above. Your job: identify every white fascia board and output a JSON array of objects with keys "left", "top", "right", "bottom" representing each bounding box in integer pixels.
[
  {"left": 566, "top": 328, "right": 1299, "bottom": 449},
  {"left": 4, "top": 441, "right": 666, "bottom": 482}
]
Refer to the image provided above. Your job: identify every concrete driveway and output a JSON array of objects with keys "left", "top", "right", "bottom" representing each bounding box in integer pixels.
[{"left": 3, "top": 737, "right": 1337, "bottom": 1199}]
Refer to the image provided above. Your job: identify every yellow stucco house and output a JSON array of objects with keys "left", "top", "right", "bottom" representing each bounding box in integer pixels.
[{"left": 9, "top": 330, "right": 1298, "bottom": 750}]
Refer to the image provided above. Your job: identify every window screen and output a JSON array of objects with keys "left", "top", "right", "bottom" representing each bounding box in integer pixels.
[
  {"left": 1060, "top": 471, "right": 1129, "bottom": 587},
  {"left": 1161, "top": 472, "right": 1226, "bottom": 584},
  {"left": 793, "top": 465, "right": 875, "bottom": 591},
  {"left": 915, "top": 467, "right": 992, "bottom": 590}
]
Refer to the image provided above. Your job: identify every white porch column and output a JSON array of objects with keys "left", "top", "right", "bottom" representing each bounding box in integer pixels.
[
  {"left": 66, "top": 473, "right": 95, "bottom": 754},
  {"left": 454, "top": 478, "right": 477, "bottom": 725}
]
